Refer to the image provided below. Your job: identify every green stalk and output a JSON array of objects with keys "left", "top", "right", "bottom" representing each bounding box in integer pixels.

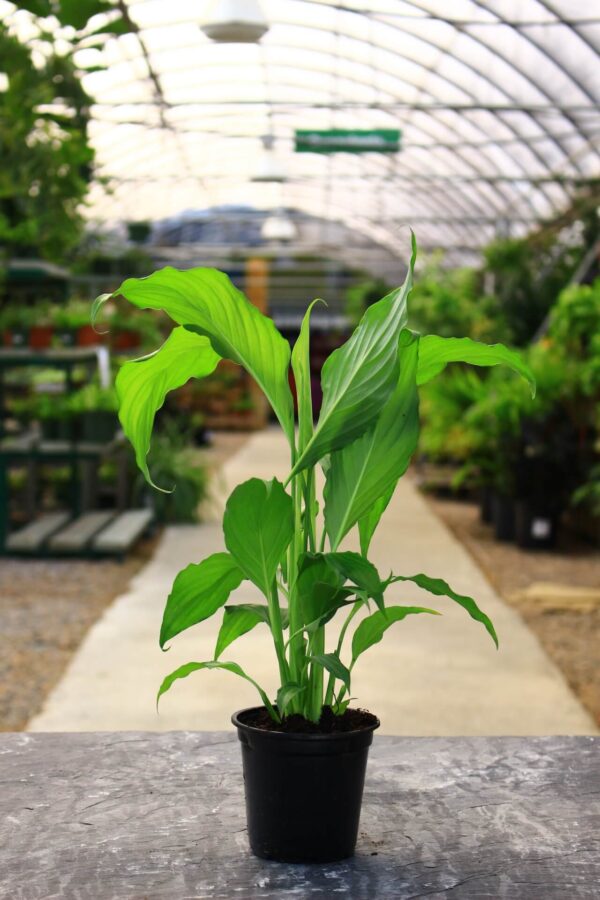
[
  {"left": 267, "top": 579, "right": 290, "bottom": 687},
  {"left": 324, "top": 600, "right": 362, "bottom": 707},
  {"left": 307, "top": 626, "right": 325, "bottom": 721}
]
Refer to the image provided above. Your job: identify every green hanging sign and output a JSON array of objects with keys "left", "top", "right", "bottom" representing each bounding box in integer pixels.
[{"left": 295, "top": 128, "right": 401, "bottom": 154}]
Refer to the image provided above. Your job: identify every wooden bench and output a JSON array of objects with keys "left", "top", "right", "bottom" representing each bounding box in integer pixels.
[
  {"left": 0, "top": 733, "right": 597, "bottom": 898},
  {"left": 93, "top": 509, "right": 153, "bottom": 555},
  {"left": 5, "top": 512, "right": 70, "bottom": 553},
  {"left": 48, "top": 510, "right": 116, "bottom": 553}
]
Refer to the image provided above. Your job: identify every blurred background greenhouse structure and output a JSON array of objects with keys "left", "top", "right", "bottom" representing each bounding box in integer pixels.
[{"left": 0, "top": 0, "right": 599, "bottom": 735}]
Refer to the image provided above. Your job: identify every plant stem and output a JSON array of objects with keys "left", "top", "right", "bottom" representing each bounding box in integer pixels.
[
  {"left": 308, "top": 627, "right": 325, "bottom": 721},
  {"left": 324, "top": 600, "right": 362, "bottom": 707},
  {"left": 268, "top": 579, "right": 291, "bottom": 686}
]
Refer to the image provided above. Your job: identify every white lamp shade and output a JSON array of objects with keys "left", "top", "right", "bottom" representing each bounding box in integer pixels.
[
  {"left": 201, "top": 0, "right": 269, "bottom": 43},
  {"left": 261, "top": 214, "right": 297, "bottom": 242},
  {"left": 251, "top": 150, "right": 287, "bottom": 183}
]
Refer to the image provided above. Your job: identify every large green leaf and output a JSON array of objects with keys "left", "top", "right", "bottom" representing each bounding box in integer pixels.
[
  {"left": 324, "top": 331, "right": 420, "bottom": 550},
  {"left": 95, "top": 267, "right": 294, "bottom": 441},
  {"left": 308, "top": 652, "right": 351, "bottom": 694},
  {"left": 317, "top": 551, "right": 385, "bottom": 609},
  {"left": 288, "top": 234, "right": 417, "bottom": 477},
  {"left": 295, "top": 554, "right": 348, "bottom": 628},
  {"left": 159, "top": 552, "right": 244, "bottom": 649},
  {"left": 157, "top": 660, "right": 277, "bottom": 720},
  {"left": 388, "top": 573, "right": 498, "bottom": 648},
  {"left": 291, "top": 299, "right": 322, "bottom": 453},
  {"left": 351, "top": 606, "right": 440, "bottom": 665},
  {"left": 116, "top": 326, "right": 220, "bottom": 488},
  {"left": 358, "top": 483, "right": 395, "bottom": 557},
  {"left": 223, "top": 478, "right": 293, "bottom": 596},
  {"left": 214, "top": 604, "right": 270, "bottom": 659},
  {"left": 417, "top": 335, "right": 536, "bottom": 396}
]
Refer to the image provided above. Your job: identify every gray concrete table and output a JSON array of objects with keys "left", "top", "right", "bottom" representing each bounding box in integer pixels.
[{"left": 1, "top": 733, "right": 598, "bottom": 899}]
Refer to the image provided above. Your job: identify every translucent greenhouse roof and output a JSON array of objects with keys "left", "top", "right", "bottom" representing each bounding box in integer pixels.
[{"left": 5, "top": 0, "right": 600, "bottom": 265}]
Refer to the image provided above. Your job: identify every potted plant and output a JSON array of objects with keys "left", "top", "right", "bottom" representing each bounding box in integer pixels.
[
  {"left": 0, "top": 304, "right": 35, "bottom": 347},
  {"left": 29, "top": 303, "right": 54, "bottom": 349},
  {"left": 52, "top": 300, "right": 99, "bottom": 346},
  {"left": 95, "top": 235, "right": 534, "bottom": 863},
  {"left": 32, "top": 392, "right": 75, "bottom": 440},
  {"left": 68, "top": 383, "right": 119, "bottom": 442}
]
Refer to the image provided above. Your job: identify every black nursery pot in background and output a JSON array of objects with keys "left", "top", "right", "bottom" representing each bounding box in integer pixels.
[
  {"left": 515, "top": 500, "right": 558, "bottom": 550},
  {"left": 232, "top": 707, "right": 380, "bottom": 863},
  {"left": 492, "top": 492, "right": 515, "bottom": 542},
  {"left": 479, "top": 485, "right": 494, "bottom": 524}
]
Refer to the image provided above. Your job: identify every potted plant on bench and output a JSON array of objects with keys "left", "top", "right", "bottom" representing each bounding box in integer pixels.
[{"left": 95, "top": 235, "right": 534, "bottom": 863}]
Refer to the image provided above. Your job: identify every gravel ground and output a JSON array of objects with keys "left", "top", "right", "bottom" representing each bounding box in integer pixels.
[
  {"left": 0, "top": 431, "right": 251, "bottom": 732},
  {"left": 426, "top": 493, "right": 600, "bottom": 727},
  {"left": 0, "top": 545, "right": 155, "bottom": 731}
]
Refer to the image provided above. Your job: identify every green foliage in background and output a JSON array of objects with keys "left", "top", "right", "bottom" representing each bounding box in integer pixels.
[
  {"left": 0, "top": 23, "right": 93, "bottom": 261},
  {"left": 408, "top": 255, "right": 510, "bottom": 344},
  {"left": 1, "top": 2, "right": 133, "bottom": 262},
  {"left": 132, "top": 420, "right": 209, "bottom": 525},
  {"left": 96, "top": 235, "right": 534, "bottom": 724},
  {"left": 420, "top": 278, "right": 600, "bottom": 511}
]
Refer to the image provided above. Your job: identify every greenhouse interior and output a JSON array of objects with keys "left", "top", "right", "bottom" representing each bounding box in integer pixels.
[{"left": 0, "top": 0, "right": 599, "bottom": 894}]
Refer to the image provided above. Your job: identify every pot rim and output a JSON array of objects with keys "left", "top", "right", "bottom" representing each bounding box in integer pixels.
[{"left": 232, "top": 705, "right": 380, "bottom": 742}]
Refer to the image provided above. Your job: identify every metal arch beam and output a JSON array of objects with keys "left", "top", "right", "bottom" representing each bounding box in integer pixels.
[
  {"left": 372, "top": 0, "right": 589, "bottom": 198},
  {"left": 320, "top": 1, "right": 592, "bottom": 209},
  {"left": 92, "top": 174, "right": 498, "bottom": 252},
  {"left": 292, "top": 1, "right": 599, "bottom": 29},
  {"left": 87, "top": 56, "right": 517, "bottom": 215},
  {"left": 90, "top": 2, "right": 600, "bottom": 232},
  {"left": 89, "top": 97, "right": 536, "bottom": 225},
  {"left": 109, "top": 7, "right": 566, "bottom": 215},
  {"left": 88, "top": 115, "right": 600, "bottom": 152},
  {"left": 465, "top": 0, "right": 598, "bottom": 173},
  {"left": 93, "top": 159, "right": 516, "bottom": 235},
  {"left": 259, "top": 4, "right": 577, "bottom": 207}
]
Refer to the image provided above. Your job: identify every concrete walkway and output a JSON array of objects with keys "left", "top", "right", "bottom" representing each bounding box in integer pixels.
[{"left": 29, "top": 429, "right": 597, "bottom": 735}]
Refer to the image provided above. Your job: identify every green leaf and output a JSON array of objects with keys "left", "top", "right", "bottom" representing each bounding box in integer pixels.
[
  {"left": 289, "top": 234, "right": 417, "bottom": 477},
  {"left": 291, "top": 299, "right": 322, "bottom": 453},
  {"left": 214, "top": 604, "right": 271, "bottom": 659},
  {"left": 13, "top": 1, "right": 52, "bottom": 16},
  {"left": 308, "top": 652, "right": 351, "bottom": 694},
  {"left": 319, "top": 552, "right": 385, "bottom": 610},
  {"left": 97, "top": 267, "right": 294, "bottom": 441},
  {"left": 223, "top": 478, "right": 293, "bottom": 595},
  {"left": 58, "top": 0, "right": 117, "bottom": 29},
  {"left": 417, "top": 335, "right": 536, "bottom": 396},
  {"left": 295, "top": 553, "right": 348, "bottom": 628},
  {"left": 116, "top": 326, "right": 220, "bottom": 488},
  {"left": 160, "top": 552, "right": 244, "bottom": 649},
  {"left": 351, "top": 606, "right": 440, "bottom": 665},
  {"left": 358, "top": 483, "right": 395, "bottom": 556},
  {"left": 157, "top": 660, "right": 277, "bottom": 720},
  {"left": 276, "top": 683, "right": 306, "bottom": 717},
  {"left": 389, "top": 573, "right": 498, "bottom": 648},
  {"left": 324, "top": 331, "right": 420, "bottom": 550}
]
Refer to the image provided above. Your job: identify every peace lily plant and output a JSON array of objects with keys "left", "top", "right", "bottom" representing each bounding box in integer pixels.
[{"left": 94, "top": 235, "right": 534, "bottom": 727}]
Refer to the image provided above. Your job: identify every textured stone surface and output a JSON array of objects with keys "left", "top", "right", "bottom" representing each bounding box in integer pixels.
[{"left": 1, "top": 732, "right": 598, "bottom": 899}]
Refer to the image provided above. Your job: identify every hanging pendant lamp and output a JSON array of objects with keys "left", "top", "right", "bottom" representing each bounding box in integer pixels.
[{"left": 200, "top": 0, "right": 269, "bottom": 43}]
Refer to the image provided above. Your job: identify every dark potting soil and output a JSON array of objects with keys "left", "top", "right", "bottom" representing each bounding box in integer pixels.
[{"left": 242, "top": 706, "right": 378, "bottom": 734}]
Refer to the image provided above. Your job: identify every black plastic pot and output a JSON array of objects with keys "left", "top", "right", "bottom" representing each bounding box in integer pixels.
[
  {"left": 479, "top": 485, "right": 493, "bottom": 524},
  {"left": 515, "top": 500, "right": 557, "bottom": 550},
  {"left": 81, "top": 411, "right": 118, "bottom": 443},
  {"left": 232, "top": 707, "right": 379, "bottom": 863},
  {"left": 492, "top": 492, "right": 515, "bottom": 542}
]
